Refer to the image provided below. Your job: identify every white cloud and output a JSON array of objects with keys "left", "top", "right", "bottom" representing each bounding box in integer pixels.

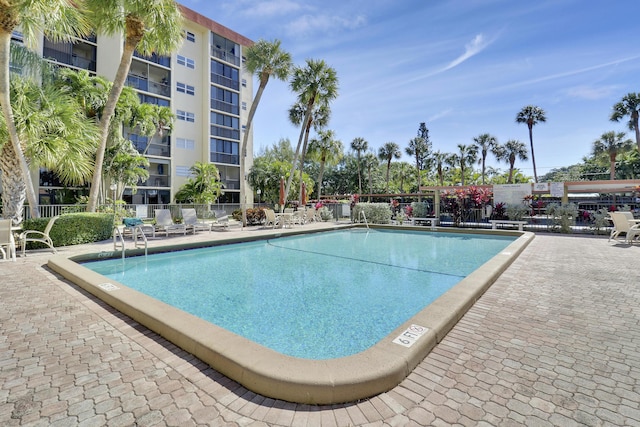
[
  {"left": 243, "top": 0, "right": 304, "bottom": 17},
  {"left": 441, "top": 33, "right": 494, "bottom": 72},
  {"left": 286, "top": 14, "right": 367, "bottom": 37}
]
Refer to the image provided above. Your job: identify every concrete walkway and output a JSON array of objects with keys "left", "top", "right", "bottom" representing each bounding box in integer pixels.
[{"left": 1, "top": 227, "right": 640, "bottom": 426}]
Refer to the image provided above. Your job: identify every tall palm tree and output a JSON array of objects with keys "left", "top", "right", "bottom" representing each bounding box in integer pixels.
[
  {"left": 0, "top": 0, "right": 90, "bottom": 219},
  {"left": 432, "top": 151, "right": 448, "bottom": 186},
  {"left": 350, "top": 137, "right": 368, "bottom": 195},
  {"left": 307, "top": 129, "right": 343, "bottom": 200},
  {"left": 0, "top": 75, "right": 98, "bottom": 223},
  {"left": 456, "top": 143, "right": 479, "bottom": 186},
  {"left": 611, "top": 93, "right": 640, "bottom": 153},
  {"left": 405, "top": 137, "right": 428, "bottom": 198},
  {"left": 378, "top": 142, "right": 401, "bottom": 193},
  {"left": 496, "top": 139, "right": 528, "bottom": 184},
  {"left": 362, "top": 152, "right": 379, "bottom": 202},
  {"left": 472, "top": 133, "right": 498, "bottom": 185},
  {"left": 85, "top": 0, "right": 183, "bottom": 212},
  {"left": 516, "top": 105, "right": 546, "bottom": 183},
  {"left": 289, "top": 100, "right": 330, "bottom": 203},
  {"left": 284, "top": 59, "right": 338, "bottom": 208},
  {"left": 240, "top": 39, "right": 292, "bottom": 225},
  {"left": 592, "top": 131, "right": 633, "bottom": 180}
]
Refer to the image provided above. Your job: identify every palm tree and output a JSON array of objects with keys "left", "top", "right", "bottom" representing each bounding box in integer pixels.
[
  {"left": 592, "top": 131, "right": 633, "bottom": 180},
  {"left": 289, "top": 100, "right": 330, "bottom": 203},
  {"left": 307, "top": 130, "right": 343, "bottom": 200},
  {"left": 432, "top": 151, "right": 448, "bottom": 186},
  {"left": 456, "top": 144, "right": 479, "bottom": 186},
  {"left": 405, "top": 137, "right": 428, "bottom": 198},
  {"left": 350, "top": 137, "right": 368, "bottom": 195},
  {"left": 496, "top": 139, "right": 528, "bottom": 184},
  {"left": 240, "top": 39, "right": 292, "bottom": 224},
  {"left": 85, "top": 0, "right": 183, "bottom": 212},
  {"left": 362, "top": 153, "right": 379, "bottom": 202},
  {"left": 516, "top": 105, "right": 546, "bottom": 183},
  {"left": 378, "top": 142, "right": 401, "bottom": 193},
  {"left": 284, "top": 59, "right": 338, "bottom": 208},
  {"left": 174, "top": 162, "right": 223, "bottom": 204},
  {"left": 0, "top": 0, "right": 90, "bottom": 219},
  {"left": 611, "top": 93, "right": 640, "bottom": 153},
  {"left": 472, "top": 133, "right": 498, "bottom": 184},
  {"left": 0, "top": 75, "right": 98, "bottom": 223}
]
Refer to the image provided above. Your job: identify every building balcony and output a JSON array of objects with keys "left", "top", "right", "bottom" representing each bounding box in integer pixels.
[
  {"left": 210, "top": 152, "right": 239, "bottom": 165},
  {"left": 43, "top": 46, "right": 97, "bottom": 72},
  {"left": 126, "top": 74, "right": 170, "bottom": 97},
  {"left": 139, "top": 173, "right": 170, "bottom": 187}
]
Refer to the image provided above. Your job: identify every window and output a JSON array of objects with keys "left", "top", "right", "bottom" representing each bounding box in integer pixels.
[
  {"left": 176, "top": 137, "right": 195, "bottom": 150},
  {"left": 241, "top": 102, "right": 247, "bottom": 111},
  {"left": 175, "top": 166, "right": 192, "bottom": 177},
  {"left": 177, "top": 110, "right": 195, "bottom": 122},
  {"left": 241, "top": 78, "right": 247, "bottom": 87},
  {"left": 210, "top": 59, "right": 239, "bottom": 90},
  {"left": 177, "top": 54, "right": 195, "bottom": 69},
  {"left": 176, "top": 82, "right": 195, "bottom": 96},
  {"left": 185, "top": 31, "right": 195, "bottom": 42}
]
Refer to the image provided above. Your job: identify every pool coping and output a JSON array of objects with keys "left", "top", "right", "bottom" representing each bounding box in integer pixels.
[{"left": 47, "top": 225, "right": 534, "bottom": 404}]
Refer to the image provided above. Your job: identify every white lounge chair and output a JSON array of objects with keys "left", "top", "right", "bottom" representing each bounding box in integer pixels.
[
  {"left": 609, "top": 211, "right": 640, "bottom": 243},
  {"left": 154, "top": 209, "right": 187, "bottom": 237},
  {"left": 181, "top": 208, "right": 212, "bottom": 233},
  {"left": 0, "top": 219, "right": 16, "bottom": 261},
  {"left": 20, "top": 215, "right": 58, "bottom": 256},
  {"left": 263, "top": 209, "right": 279, "bottom": 229},
  {"left": 211, "top": 210, "right": 231, "bottom": 230}
]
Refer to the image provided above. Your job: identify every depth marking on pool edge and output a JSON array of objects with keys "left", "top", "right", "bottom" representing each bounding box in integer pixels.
[
  {"left": 98, "top": 282, "right": 119, "bottom": 292},
  {"left": 393, "top": 324, "right": 429, "bottom": 348}
]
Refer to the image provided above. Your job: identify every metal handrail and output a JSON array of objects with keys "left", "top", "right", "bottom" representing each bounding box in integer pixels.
[
  {"left": 132, "top": 225, "right": 148, "bottom": 258},
  {"left": 112, "top": 226, "right": 125, "bottom": 260},
  {"left": 360, "top": 211, "right": 369, "bottom": 229}
]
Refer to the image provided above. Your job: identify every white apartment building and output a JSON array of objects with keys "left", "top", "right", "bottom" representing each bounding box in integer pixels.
[{"left": 17, "top": 4, "right": 254, "bottom": 207}]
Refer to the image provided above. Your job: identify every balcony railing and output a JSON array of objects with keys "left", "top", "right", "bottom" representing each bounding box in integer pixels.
[
  {"left": 126, "top": 74, "right": 170, "bottom": 97},
  {"left": 210, "top": 73, "right": 239, "bottom": 91},
  {"left": 139, "top": 174, "right": 170, "bottom": 187},
  {"left": 43, "top": 47, "right": 96, "bottom": 71},
  {"left": 210, "top": 125, "right": 239, "bottom": 140},
  {"left": 211, "top": 47, "right": 240, "bottom": 66},
  {"left": 211, "top": 99, "right": 239, "bottom": 115},
  {"left": 133, "top": 51, "right": 170, "bottom": 67},
  {"left": 210, "top": 152, "right": 239, "bottom": 165}
]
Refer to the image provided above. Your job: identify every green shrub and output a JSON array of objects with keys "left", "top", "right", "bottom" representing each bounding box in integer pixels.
[
  {"left": 506, "top": 204, "right": 528, "bottom": 221},
  {"left": 22, "top": 213, "right": 113, "bottom": 249},
  {"left": 352, "top": 203, "right": 392, "bottom": 224},
  {"left": 410, "top": 201, "right": 430, "bottom": 218},
  {"left": 546, "top": 203, "right": 578, "bottom": 233}
]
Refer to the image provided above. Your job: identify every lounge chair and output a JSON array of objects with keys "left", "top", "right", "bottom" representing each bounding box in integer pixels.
[
  {"left": 0, "top": 219, "right": 16, "bottom": 261},
  {"left": 292, "top": 209, "right": 306, "bottom": 225},
  {"left": 122, "top": 217, "right": 155, "bottom": 239},
  {"left": 20, "top": 215, "right": 58, "bottom": 256},
  {"left": 181, "top": 208, "right": 212, "bottom": 233},
  {"left": 211, "top": 210, "right": 230, "bottom": 231},
  {"left": 154, "top": 209, "right": 187, "bottom": 237},
  {"left": 608, "top": 211, "right": 640, "bottom": 243},
  {"left": 263, "top": 209, "right": 279, "bottom": 229}
]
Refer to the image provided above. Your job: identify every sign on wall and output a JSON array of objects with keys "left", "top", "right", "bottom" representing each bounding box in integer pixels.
[{"left": 493, "top": 184, "right": 531, "bottom": 205}]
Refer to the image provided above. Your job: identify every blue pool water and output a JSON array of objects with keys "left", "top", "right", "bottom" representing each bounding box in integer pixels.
[{"left": 84, "top": 229, "right": 515, "bottom": 359}]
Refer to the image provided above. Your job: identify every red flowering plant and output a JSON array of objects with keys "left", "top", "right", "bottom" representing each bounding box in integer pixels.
[
  {"left": 349, "top": 194, "right": 359, "bottom": 208},
  {"left": 404, "top": 205, "right": 413, "bottom": 218},
  {"left": 442, "top": 187, "right": 493, "bottom": 226}
]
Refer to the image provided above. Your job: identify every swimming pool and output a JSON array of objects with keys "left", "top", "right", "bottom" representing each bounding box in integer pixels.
[
  {"left": 49, "top": 225, "right": 534, "bottom": 404},
  {"left": 83, "top": 229, "right": 515, "bottom": 360}
]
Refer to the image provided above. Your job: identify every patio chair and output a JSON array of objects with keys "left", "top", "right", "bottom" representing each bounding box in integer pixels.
[
  {"left": 211, "top": 210, "right": 231, "bottom": 231},
  {"left": 154, "top": 209, "right": 187, "bottom": 237},
  {"left": 0, "top": 219, "right": 16, "bottom": 261},
  {"left": 264, "top": 209, "right": 279, "bottom": 229},
  {"left": 20, "top": 215, "right": 59, "bottom": 257},
  {"left": 181, "top": 208, "right": 212, "bottom": 233},
  {"left": 608, "top": 211, "right": 640, "bottom": 243},
  {"left": 292, "top": 209, "right": 306, "bottom": 225}
]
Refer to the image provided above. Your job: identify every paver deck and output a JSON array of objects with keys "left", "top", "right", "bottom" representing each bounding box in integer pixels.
[{"left": 1, "top": 225, "right": 639, "bottom": 426}]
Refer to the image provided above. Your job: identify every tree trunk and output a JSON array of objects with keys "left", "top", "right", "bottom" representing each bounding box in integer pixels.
[
  {"left": 297, "top": 120, "right": 312, "bottom": 203},
  {"left": 528, "top": 123, "right": 538, "bottom": 183},
  {"left": 87, "top": 34, "right": 140, "bottom": 212},
  {"left": 0, "top": 31, "right": 39, "bottom": 219},
  {"left": 0, "top": 141, "right": 27, "bottom": 225},
  {"left": 284, "top": 100, "right": 313, "bottom": 210},
  {"left": 239, "top": 76, "right": 268, "bottom": 226}
]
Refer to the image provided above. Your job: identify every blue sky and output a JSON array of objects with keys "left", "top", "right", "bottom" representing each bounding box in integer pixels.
[{"left": 181, "top": 0, "right": 640, "bottom": 178}]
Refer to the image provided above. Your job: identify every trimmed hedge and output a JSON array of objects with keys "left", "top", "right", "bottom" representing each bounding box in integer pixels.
[
  {"left": 22, "top": 213, "right": 114, "bottom": 249},
  {"left": 352, "top": 203, "right": 392, "bottom": 224}
]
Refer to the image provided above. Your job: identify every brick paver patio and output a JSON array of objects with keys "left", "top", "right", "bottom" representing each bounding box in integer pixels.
[{"left": 1, "top": 229, "right": 639, "bottom": 426}]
